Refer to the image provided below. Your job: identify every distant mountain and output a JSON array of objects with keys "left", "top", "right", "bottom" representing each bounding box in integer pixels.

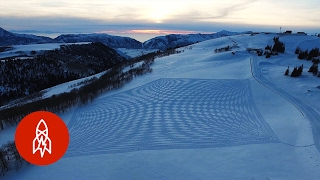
[
  {"left": 0, "top": 27, "right": 52, "bottom": 46},
  {"left": 0, "top": 27, "right": 142, "bottom": 49},
  {"left": 0, "top": 27, "right": 252, "bottom": 50},
  {"left": 53, "top": 34, "right": 142, "bottom": 49},
  {"left": 142, "top": 30, "right": 251, "bottom": 50}
]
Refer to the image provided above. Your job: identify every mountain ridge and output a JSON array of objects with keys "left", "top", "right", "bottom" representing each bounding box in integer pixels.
[
  {"left": 142, "top": 30, "right": 251, "bottom": 50},
  {"left": 54, "top": 33, "right": 142, "bottom": 49},
  {"left": 0, "top": 27, "right": 251, "bottom": 50},
  {"left": 0, "top": 27, "right": 52, "bottom": 46}
]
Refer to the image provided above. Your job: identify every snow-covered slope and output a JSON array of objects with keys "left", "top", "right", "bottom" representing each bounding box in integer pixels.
[
  {"left": 0, "top": 27, "right": 142, "bottom": 49},
  {"left": 0, "top": 27, "right": 52, "bottom": 46},
  {"left": 2, "top": 33, "right": 320, "bottom": 179},
  {"left": 0, "top": 42, "right": 90, "bottom": 59},
  {"left": 1, "top": 27, "right": 251, "bottom": 51},
  {"left": 54, "top": 34, "right": 142, "bottom": 49},
  {"left": 142, "top": 30, "right": 250, "bottom": 50},
  {"left": 116, "top": 48, "right": 159, "bottom": 58}
]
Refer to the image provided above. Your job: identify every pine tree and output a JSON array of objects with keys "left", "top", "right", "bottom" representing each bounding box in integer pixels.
[
  {"left": 313, "top": 66, "right": 318, "bottom": 76},
  {"left": 307, "top": 47, "right": 319, "bottom": 60},
  {"left": 266, "top": 52, "right": 271, "bottom": 58},
  {"left": 298, "top": 50, "right": 308, "bottom": 59},
  {"left": 295, "top": 47, "right": 301, "bottom": 54},
  {"left": 272, "top": 37, "right": 285, "bottom": 53},
  {"left": 308, "top": 63, "right": 319, "bottom": 76},
  {"left": 284, "top": 67, "right": 289, "bottom": 75},
  {"left": 298, "top": 65, "right": 303, "bottom": 76},
  {"left": 291, "top": 67, "right": 299, "bottom": 77}
]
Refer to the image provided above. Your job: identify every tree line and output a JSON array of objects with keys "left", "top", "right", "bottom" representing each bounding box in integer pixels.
[
  {"left": 289, "top": 46, "right": 320, "bottom": 77},
  {"left": 284, "top": 65, "right": 304, "bottom": 77},
  {"left": 0, "top": 141, "right": 27, "bottom": 176},
  {"left": 296, "top": 47, "right": 319, "bottom": 60},
  {"left": 214, "top": 45, "right": 231, "bottom": 53},
  {"left": 0, "top": 58, "right": 153, "bottom": 130},
  {"left": 264, "top": 37, "right": 285, "bottom": 58},
  {"left": 0, "top": 47, "right": 181, "bottom": 131},
  {"left": 0, "top": 42, "right": 125, "bottom": 106},
  {"left": 0, "top": 45, "right": 183, "bottom": 177}
]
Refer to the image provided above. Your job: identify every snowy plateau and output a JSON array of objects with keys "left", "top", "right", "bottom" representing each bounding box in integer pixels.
[{"left": 1, "top": 33, "right": 320, "bottom": 179}]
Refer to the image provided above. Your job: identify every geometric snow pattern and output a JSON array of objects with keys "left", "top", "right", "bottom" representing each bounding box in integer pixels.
[{"left": 65, "top": 78, "right": 279, "bottom": 157}]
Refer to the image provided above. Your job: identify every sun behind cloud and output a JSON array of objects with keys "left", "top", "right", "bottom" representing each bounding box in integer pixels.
[
  {"left": 143, "top": 1, "right": 183, "bottom": 23},
  {"left": 0, "top": 0, "right": 319, "bottom": 34}
]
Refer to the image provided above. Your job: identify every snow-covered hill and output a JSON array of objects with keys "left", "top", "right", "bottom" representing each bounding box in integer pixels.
[
  {"left": 2, "top": 33, "right": 320, "bottom": 179},
  {"left": 0, "top": 42, "right": 126, "bottom": 105},
  {"left": 0, "top": 27, "right": 52, "bottom": 46},
  {"left": 142, "top": 30, "right": 250, "bottom": 50},
  {"left": 0, "top": 27, "right": 251, "bottom": 51},
  {"left": 53, "top": 34, "right": 142, "bottom": 49},
  {"left": 0, "top": 27, "right": 142, "bottom": 48}
]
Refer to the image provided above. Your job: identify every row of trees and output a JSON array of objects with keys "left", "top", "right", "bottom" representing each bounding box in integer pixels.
[
  {"left": 0, "top": 47, "right": 181, "bottom": 131},
  {"left": 0, "top": 56, "right": 150, "bottom": 176},
  {"left": 0, "top": 46, "right": 183, "bottom": 177},
  {"left": 296, "top": 47, "right": 319, "bottom": 60},
  {"left": 0, "top": 46, "right": 13, "bottom": 52},
  {"left": 285, "top": 63, "right": 320, "bottom": 78},
  {"left": 214, "top": 45, "right": 231, "bottom": 53},
  {"left": 308, "top": 63, "right": 319, "bottom": 76},
  {"left": 0, "top": 141, "right": 27, "bottom": 176},
  {"left": 0, "top": 59, "right": 153, "bottom": 129},
  {"left": 285, "top": 65, "right": 303, "bottom": 77},
  {"left": 289, "top": 46, "right": 320, "bottom": 77},
  {"left": 0, "top": 57, "right": 81, "bottom": 104},
  {"left": 0, "top": 42, "right": 125, "bottom": 105},
  {"left": 264, "top": 37, "right": 285, "bottom": 58}
]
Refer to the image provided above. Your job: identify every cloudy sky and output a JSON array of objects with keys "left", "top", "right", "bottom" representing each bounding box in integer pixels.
[{"left": 0, "top": 0, "right": 319, "bottom": 41}]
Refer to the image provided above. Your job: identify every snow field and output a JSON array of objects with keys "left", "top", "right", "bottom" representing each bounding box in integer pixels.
[
  {"left": 65, "top": 78, "right": 279, "bottom": 157},
  {"left": 2, "top": 33, "right": 320, "bottom": 179},
  {"left": 0, "top": 42, "right": 90, "bottom": 59}
]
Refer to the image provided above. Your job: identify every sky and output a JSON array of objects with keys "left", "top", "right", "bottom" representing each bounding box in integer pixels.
[{"left": 0, "top": 0, "right": 319, "bottom": 41}]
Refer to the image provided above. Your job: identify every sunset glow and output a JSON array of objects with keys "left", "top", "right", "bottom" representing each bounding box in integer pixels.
[
  {"left": 0, "top": 0, "right": 319, "bottom": 36},
  {"left": 129, "top": 30, "right": 199, "bottom": 35}
]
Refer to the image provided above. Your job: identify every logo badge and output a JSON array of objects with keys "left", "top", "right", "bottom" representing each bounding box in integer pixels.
[
  {"left": 32, "top": 119, "right": 52, "bottom": 158},
  {"left": 15, "top": 111, "right": 69, "bottom": 166}
]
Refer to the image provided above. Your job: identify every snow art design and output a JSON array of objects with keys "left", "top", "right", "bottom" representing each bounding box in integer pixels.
[{"left": 66, "top": 78, "right": 279, "bottom": 157}]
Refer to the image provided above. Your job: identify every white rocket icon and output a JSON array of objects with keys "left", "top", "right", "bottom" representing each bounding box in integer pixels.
[{"left": 33, "top": 119, "right": 52, "bottom": 158}]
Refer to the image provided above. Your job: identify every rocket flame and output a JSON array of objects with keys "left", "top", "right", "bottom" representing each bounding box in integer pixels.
[{"left": 33, "top": 119, "right": 51, "bottom": 158}]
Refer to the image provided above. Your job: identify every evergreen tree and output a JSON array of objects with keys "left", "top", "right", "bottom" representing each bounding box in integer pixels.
[
  {"left": 298, "top": 65, "right": 303, "bottom": 76},
  {"left": 298, "top": 50, "right": 308, "bottom": 59},
  {"left": 266, "top": 52, "right": 271, "bottom": 58},
  {"left": 295, "top": 47, "right": 301, "bottom": 54},
  {"left": 265, "top": 45, "right": 272, "bottom": 51},
  {"left": 291, "top": 67, "right": 299, "bottom": 77},
  {"left": 272, "top": 37, "right": 285, "bottom": 53},
  {"left": 284, "top": 67, "right": 289, "bottom": 75},
  {"left": 307, "top": 47, "right": 319, "bottom": 60},
  {"left": 308, "top": 63, "right": 319, "bottom": 76}
]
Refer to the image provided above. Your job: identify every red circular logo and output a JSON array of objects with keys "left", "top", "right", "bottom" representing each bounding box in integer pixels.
[{"left": 15, "top": 111, "right": 69, "bottom": 166}]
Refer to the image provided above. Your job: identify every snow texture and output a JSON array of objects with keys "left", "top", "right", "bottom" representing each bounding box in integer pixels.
[
  {"left": 66, "top": 78, "right": 279, "bottom": 157},
  {"left": 2, "top": 32, "right": 320, "bottom": 180}
]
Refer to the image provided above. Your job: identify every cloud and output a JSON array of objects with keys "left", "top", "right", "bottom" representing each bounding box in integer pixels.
[
  {"left": 98, "top": 29, "right": 202, "bottom": 35},
  {"left": 0, "top": 0, "right": 319, "bottom": 34},
  {"left": 176, "top": 0, "right": 258, "bottom": 20}
]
